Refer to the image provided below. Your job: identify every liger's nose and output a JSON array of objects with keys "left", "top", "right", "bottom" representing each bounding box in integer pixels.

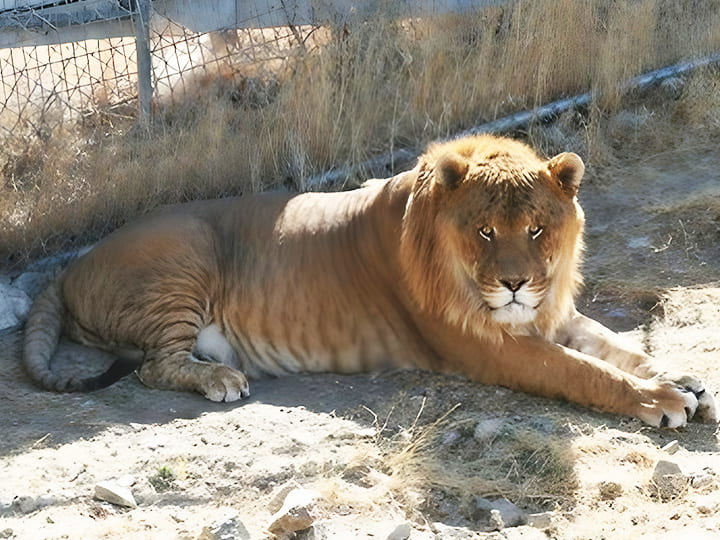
[{"left": 500, "top": 279, "right": 528, "bottom": 293}]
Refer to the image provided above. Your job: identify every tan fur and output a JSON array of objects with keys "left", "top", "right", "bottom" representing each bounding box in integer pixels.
[{"left": 22, "top": 135, "right": 717, "bottom": 427}]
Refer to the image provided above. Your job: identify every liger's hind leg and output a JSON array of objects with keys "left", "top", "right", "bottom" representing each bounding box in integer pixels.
[
  {"left": 138, "top": 349, "right": 249, "bottom": 402},
  {"left": 136, "top": 314, "right": 249, "bottom": 402}
]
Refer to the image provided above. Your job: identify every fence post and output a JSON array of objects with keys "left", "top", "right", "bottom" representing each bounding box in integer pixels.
[{"left": 133, "top": 0, "right": 153, "bottom": 124}]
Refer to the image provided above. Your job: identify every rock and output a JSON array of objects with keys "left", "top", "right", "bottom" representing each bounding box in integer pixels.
[
  {"left": 526, "top": 511, "right": 554, "bottom": 529},
  {"left": 12, "top": 496, "right": 38, "bottom": 514},
  {"left": 131, "top": 478, "right": 162, "bottom": 505},
  {"left": 0, "top": 529, "right": 13, "bottom": 539},
  {"left": 386, "top": 522, "right": 411, "bottom": 540},
  {"left": 94, "top": 480, "right": 137, "bottom": 508},
  {"left": 489, "top": 509, "right": 504, "bottom": 530},
  {"left": 342, "top": 464, "right": 374, "bottom": 488},
  {"left": 268, "top": 488, "right": 320, "bottom": 535},
  {"left": 474, "top": 497, "right": 526, "bottom": 530},
  {"left": 430, "top": 522, "right": 475, "bottom": 539},
  {"left": 12, "top": 271, "right": 52, "bottom": 299},
  {"left": 0, "top": 282, "right": 32, "bottom": 330},
  {"left": 473, "top": 418, "right": 505, "bottom": 442},
  {"left": 197, "top": 510, "right": 250, "bottom": 540},
  {"left": 441, "top": 430, "right": 462, "bottom": 445},
  {"left": 35, "top": 494, "right": 62, "bottom": 509},
  {"left": 651, "top": 460, "right": 689, "bottom": 500},
  {"left": 268, "top": 480, "right": 303, "bottom": 514},
  {"left": 598, "top": 481, "right": 623, "bottom": 500},
  {"left": 11, "top": 494, "right": 61, "bottom": 514},
  {"left": 660, "top": 440, "right": 680, "bottom": 454},
  {"left": 297, "top": 522, "right": 328, "bottom": 540},
  {"left": 692, "top": 475, "right": 714, "bottom": 489},
  {"left": 653, "top": 460, "right": 682, "bottom": 477}
]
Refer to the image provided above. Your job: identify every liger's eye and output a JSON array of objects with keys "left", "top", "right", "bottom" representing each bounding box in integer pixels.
[
  {"left": 529, "top": 226, "right": 543, "bottom": 239},
  {"left": 478, "top": 226, "right": 494, "bottom": 241}
]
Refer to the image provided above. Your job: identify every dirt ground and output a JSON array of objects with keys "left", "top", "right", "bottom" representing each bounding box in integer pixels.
[{"left": 1, "top": 112, "right": 720, "bottom": 539}]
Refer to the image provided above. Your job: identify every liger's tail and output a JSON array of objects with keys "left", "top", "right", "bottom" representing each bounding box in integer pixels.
[{"left": 23, "top": 277, "right": 139, "bottom": 392}]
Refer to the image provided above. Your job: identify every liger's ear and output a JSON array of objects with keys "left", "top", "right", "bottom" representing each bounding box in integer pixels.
[
  {"left": 435, "top": 152, "right": 469, "bottom": 189},
  {"left": 548, "top": 152, "right": 584, "bottom": 195}
]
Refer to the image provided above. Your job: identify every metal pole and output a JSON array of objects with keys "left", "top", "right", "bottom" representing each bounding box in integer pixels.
[{"left": 133, "top": 0, "right": 152, "bottom": 124}]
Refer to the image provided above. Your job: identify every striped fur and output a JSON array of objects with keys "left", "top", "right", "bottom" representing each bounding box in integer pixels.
[{"left": 21, "top": 135, "right": 717, "bottom": 427}]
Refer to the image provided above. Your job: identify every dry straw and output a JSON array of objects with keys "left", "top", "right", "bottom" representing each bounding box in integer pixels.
[{"left": 2, "top": 0, "right": 720, "bottom": 269}]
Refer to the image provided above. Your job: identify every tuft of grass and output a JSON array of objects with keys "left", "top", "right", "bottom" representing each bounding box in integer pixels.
[
  {"left": 3, "top": 1, "right": 720, "bottom": 269},
  {"left": 148, "top": 464, "right": 177, "bottom": 492}
]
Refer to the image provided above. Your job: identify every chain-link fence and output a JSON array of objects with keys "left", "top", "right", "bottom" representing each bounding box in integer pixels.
[
  {"left": 0, "top": 1, "right": 479, "bottom": 140},
  {"left": 0, "top": 0, "right": 329, "bottom": 138}
]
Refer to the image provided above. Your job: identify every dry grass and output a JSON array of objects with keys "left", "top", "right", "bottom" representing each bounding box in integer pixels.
[
  {"left": 317, "top": 399, "right": 577, "bottom": 527},
  {"left": 3, "top": 0, "right": 720, "bottom": 270}
]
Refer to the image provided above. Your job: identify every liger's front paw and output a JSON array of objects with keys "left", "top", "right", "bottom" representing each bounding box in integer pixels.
[
  {"left": 636, "top": 375, "right": 717, "bottom": 428},
  {"left": 661, "top": 374, "right": 718, "bottom": 424}
]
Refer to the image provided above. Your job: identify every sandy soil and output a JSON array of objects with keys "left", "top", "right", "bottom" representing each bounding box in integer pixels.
[{"left": 1, "top": 119, "right": 720, "bottom": 539}]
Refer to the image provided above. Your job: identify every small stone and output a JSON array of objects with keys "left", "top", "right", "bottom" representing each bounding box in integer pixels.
[
  {"left": 131, "top": 478, "right": 161, "bottom": 505},
  {"left": 12, "top": 271, "right": 52, "bottom": 299},
  {"left": 0, "top": 529, "right": 13, "bottom": 539},
  {"left": 300, "top": 522, "right": 329, "bottom": 540},
  {"left": 94, "top": 480, "right": 137, "bottom": 508},
  {"left": 430, "top": 522, "right": 475, "bottom": 539},
  {"left": 13, "top": 496, "right": 38, "bottom": 514},
  {"left": 386, "top": 522, "right": 411, "bottom": 540},
  {"left": 0, "top": 283, "right": 32, "bottom": 330},
  {"left": 267, "top": 480, "right": 302, "bottom": 514},
  {"left": 474, "top": 497, "right": 526, "bottom": 530},
  {"left": 441, "top": 430, "right": 462, "bottom": 445},
  {"left": 342, "top": 464, "right": 376, "bottom": 488},
  {"left": 34, "top": 494, "right": 61, "bottom": 509},
  {"left": 651, "top": 460, "right": 690, "bottom": 500},
  {"left": 267, "top": 488, "right": 320, "bottom": 535},
  {"left": 598, "top": 481, "right": 623, "bottom": 500},
  {"left": 197, "top": 510, "right": 250, "bottom": 540},
  {"left": 526, "top": 512, "right": 554, "bottom": 529},
  {"left": 653, "top": 460, "right": 683, "bottom": 478},
  {"left": 692, "top": 475, "right": 714, "bottom": 489},
  {"left": 473, "top": 418, "right": 505, "bottom": 442},
  {"left": 489, "top": 509, "right": 505, "bottom": 530},
  {"left": 661, "top": 440, "right": 680, "bottom": 454}
]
